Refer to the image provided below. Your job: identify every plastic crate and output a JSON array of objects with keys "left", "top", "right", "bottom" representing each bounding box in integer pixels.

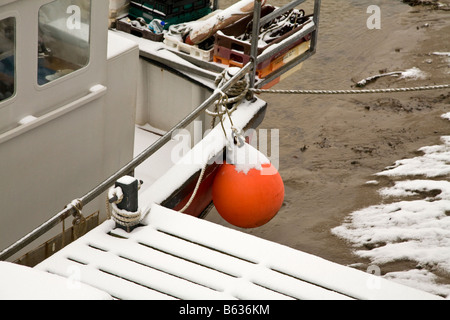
[
  {"left": 164, "top": 34, "right": 214, "bottom": 61},
  {"left": 264, "top": 41, "right": 311, "bottom": 89},
  {"left": 214, "top": 6, "right": 313, "bottom": 57},
  {"left": 129, "top": 0, "right": 211, "bottom": 28},
  {"left": 213, "top": 7, "right": 313, "bottom": 79},
  {"left": 116, "top": 17, "right": 164, "bottom": 42},
  {"left": 213, "top": 35, "right": 308, "bottom": 78},
  {"left": 260, "top": 62, "right": 304, "bottom": 89}
]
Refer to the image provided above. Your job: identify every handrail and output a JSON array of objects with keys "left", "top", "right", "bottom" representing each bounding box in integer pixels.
[
  {"left": 0, "top": 85, "right": 107, "bottom": 145},
  {"left": 0, "top": 62, "right": 252, "bottom": 261},
  {"left": 0, "top": 0, "right": 321, "bottom": 261},
  {"left": 259, "top": 0, "right": 307, "bottom": 26}
]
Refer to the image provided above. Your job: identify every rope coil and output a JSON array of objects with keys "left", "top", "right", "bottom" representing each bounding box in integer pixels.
[
  {"left": 107, "top": 186, "right": 142, "bottom": 228},
  {"left": 110, "top": 203, "right": 142, "bottom": 228},
  {"left": 207, "top": 68, "right": 250, "bottom": 138},
  {"left": 179, "top": 68, "right": 250, "bottom": 214}
]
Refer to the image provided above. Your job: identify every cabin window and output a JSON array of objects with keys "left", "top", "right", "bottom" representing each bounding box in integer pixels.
[
  {"left": 38, "top": 0, "right": 91, "bottom": 85},
  {"left": 0, "top": 17, "right": 15, "bottom": 102}
]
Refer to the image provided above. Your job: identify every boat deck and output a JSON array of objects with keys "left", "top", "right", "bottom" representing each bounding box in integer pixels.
[{"left": 35, "top": 203, "right": 440, "bottom": 300}]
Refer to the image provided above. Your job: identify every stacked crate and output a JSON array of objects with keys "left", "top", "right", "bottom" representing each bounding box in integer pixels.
[
  {"left": 212, "top": 6, "right": 313, "bottom": 87},
  {"left": 129, "top": 0, "right": 212, "bottom": 29}
]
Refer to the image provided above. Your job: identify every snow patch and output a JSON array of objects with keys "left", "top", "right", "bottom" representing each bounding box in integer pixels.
[
  {"left": 441, "top": 113, "right": 450, "bottom": 121},
  {"left": 384, "top": 269, "right": 450, "bottom": 299},
  {"left": 432, "top": 52, "right": 450, "bottom": 57},
  {"left": 375, "top": 136, "right": 450, "bottom": 178},
  {"left": 399, "top": 67, "right": 427, "bottom": 80},
  {"left": 226, "top": 142, "right": 270, "bottom": 174},
  {"left": 0, "top": 262, "right": 111, "bottom": 300},
  {"left": 332, "top": 113, "right": 450, "bottom": 298},
  {"left": 432, "top": 52, "right": 450, "bottom": 63}
]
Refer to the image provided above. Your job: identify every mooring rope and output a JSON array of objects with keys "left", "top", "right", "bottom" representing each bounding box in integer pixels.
[
  {"left": 250, "top": 84, "right": 450, "bottom": 95},
  {"left": 107, "top": 186, "right": 142, "bottom": 229},
  {"left": 179, "top": 69, "right": 251, "bottom": 214}
]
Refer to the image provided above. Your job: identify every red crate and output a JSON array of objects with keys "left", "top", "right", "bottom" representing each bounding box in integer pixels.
[
  {"left": 213, "top": 34, "right": 308, "bottom": 78},
  {"left": 259, "top": 53, "right": 307, "bottom": 90}
]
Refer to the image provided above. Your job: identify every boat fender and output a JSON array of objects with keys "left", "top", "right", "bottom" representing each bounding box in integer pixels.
[{"left": 212, "top": 143, "right": 284, "bottom": 228}]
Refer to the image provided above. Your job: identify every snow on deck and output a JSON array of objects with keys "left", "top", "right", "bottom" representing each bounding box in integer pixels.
[
  {"left": 0, "top": 261, "right": 111, "bottom": 300},
  {"left": 35, "top": 203, "right": 440, "bottom": 300}
]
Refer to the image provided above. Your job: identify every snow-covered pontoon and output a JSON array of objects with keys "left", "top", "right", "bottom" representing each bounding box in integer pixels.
[{"left": 0, "top": 0, "right": 442, "bottom": 300}]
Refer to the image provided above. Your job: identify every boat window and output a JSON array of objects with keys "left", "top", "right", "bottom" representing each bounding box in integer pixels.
[
  {"left": 0, "top": 17, "right": 15, "bottom": 102},
  {"left": 38, "top": 0, "right": 91, "bottom": 85}
]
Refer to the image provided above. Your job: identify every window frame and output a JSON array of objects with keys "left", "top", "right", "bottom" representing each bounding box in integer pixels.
[
  {"left": 0, "top": 14, "right": 17, "bottom": 105},
  {"left": 36, "top": 0, "right": 92, "bottom": 88}
]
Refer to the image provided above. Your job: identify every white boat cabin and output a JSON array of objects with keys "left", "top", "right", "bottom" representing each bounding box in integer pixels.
[{"left": 0, "top": 0, "right": 218, "bottom": 260}]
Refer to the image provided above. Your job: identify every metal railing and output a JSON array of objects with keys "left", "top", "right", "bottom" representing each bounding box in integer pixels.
[
  {"left": 0, "top": 0, "right": 320, "bottom": 261},
  {"left": 0, "top": 63, "right": 252, "bottom": 261}
]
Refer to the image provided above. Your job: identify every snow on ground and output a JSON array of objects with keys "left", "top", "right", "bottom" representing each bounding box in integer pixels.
[
  {"left": 332, "top": 114, "right": 450, "bottom": 299},
  {"left": 399, "top": 67, "right": 427, "bottom": 80}
]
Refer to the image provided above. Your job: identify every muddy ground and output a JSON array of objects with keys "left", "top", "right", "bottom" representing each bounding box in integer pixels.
[{"left": 207, "top": 0, "right": 450, "bottom": 279}]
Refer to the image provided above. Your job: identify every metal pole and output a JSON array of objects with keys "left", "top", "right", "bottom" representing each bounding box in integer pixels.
[
  {"left": 310, "top": 0, "right": 321, "bottom": 53},
  {"left": 248, "top": 0, "right": 262, "bottom": 92},
  {"left": 0, "top": 62, "right": 253, "bottom": 261},
  {"left": 259, "top": 0, "right": 307, "bottom": 26},
  {"left": 256, "top": 22, "right": 316, "bottom": 65}
]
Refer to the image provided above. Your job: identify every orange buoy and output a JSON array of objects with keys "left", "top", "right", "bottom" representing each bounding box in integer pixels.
[{"left": 212, "top": 155, "right": 285, "bottom": 228}]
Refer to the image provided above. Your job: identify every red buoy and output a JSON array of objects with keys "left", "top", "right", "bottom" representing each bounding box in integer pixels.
[{"left": 212, "top": 161, "right": 285, "bottom": 228}]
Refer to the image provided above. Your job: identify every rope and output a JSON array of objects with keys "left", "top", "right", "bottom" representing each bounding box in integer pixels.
[
  {"left": 207, "top": 69, "right": 250, "bottom": 115},
  {"left": 110, "top": 203, "right": 142, "bottom": 228},
  {"left": 107, "top": 186, "right": 142, "bottom": 229},
  {"left": 207, "top": 68, "right": 250, "bottom": 135},
  {"left": 251, "top": 84, "right": 450, "bottom": 95},
  {"left": 179, "top": 68, "right": 250, "bottom": 214},
  {"left": 179, "top": 159, "right": 209, "bottom": 214}
]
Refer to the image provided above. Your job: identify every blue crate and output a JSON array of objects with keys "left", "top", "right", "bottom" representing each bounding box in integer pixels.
[{"left": 129, "top": 0, "right": 211, "bottom": 28}]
